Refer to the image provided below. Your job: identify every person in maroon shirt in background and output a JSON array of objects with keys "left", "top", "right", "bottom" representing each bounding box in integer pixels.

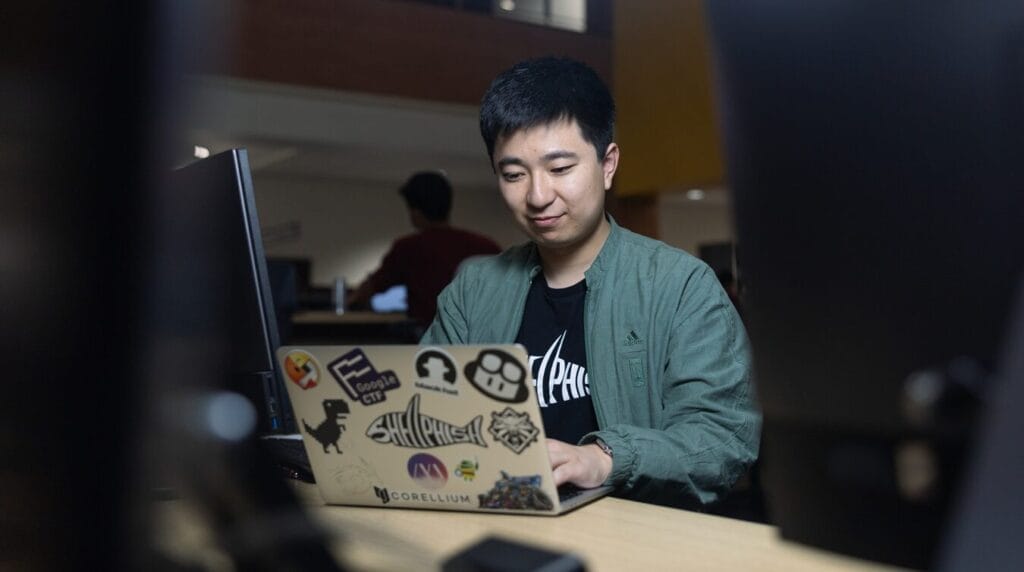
[{"left": 347, "top": 171, "right": 502, "bottom": 332}]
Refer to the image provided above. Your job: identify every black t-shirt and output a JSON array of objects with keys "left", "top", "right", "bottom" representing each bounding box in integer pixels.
[{"left": 515, "top": 277, "right": 598, "bottom": 444}]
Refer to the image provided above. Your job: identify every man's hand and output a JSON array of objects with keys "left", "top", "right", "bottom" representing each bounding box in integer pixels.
[{"left": 546, "top": 439, "right": 613, "bottom": 488}]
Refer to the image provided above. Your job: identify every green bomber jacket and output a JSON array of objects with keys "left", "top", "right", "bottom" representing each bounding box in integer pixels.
[{"left": 421, "top": 216, "right": 761, "bottom": 508}]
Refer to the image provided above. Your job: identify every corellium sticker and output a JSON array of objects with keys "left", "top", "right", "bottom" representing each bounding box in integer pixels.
[
  {"left": 365, "top": 394, "right": 488, "bottom": 449},
  {"left": 464, "top": 348, "right": 529, "bottom": 403},
  {"left": 327, "top": 348, "right": 401, "bottom": 406},
  {"left": 488, "top": 407, "right": 539, "bottom": 454},
  {"left": 374, "top": 485, "right": 472, "bottom": 506},
  {"left": 303, "top": 399, "right": 350, "bottom": 453}
]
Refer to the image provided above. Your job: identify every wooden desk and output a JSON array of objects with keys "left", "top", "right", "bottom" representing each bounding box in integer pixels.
[
  {"left": 155, "top": 482, "right": 905, "bottom": 571},
  {"left": 286, "top": 483, "right": 904, "bottom": 572}
]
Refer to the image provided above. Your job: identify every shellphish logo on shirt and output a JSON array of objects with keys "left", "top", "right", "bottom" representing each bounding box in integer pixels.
[{"left": 365, "top": 394, "right": 488, "bottom": 449}]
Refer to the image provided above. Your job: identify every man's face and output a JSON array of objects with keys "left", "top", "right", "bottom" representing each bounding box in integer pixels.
[{"left": 492, "top": 119, "right": 619, "bottom": 255}]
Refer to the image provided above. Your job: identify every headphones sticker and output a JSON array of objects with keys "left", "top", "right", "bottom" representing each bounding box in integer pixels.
[{"left": 413, "top": 347, "right": 459, "bottom": 396}]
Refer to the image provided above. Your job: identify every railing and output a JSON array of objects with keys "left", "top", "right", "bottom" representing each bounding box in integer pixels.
[{"left": 397, "top": 0, "right": 611, "bottom": 35}]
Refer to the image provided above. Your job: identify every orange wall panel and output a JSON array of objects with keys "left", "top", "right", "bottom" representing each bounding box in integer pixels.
[{"left": 612, "top": 0, "right": 723, "bottom": 196}]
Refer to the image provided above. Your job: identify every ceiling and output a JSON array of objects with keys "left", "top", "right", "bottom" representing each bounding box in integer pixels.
[
  {"left": 184, "top": 76, "right": 495, "bottom": 188},
  {"left": 183, "top": 75, "right": 729, "bottom": 205}
]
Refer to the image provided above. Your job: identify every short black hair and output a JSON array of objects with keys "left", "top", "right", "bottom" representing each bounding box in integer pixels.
[
  {"left": 398, "top": 171, "right": 453, "bottom": 222},
  {"left": 479, "top": 56, "right": 615, "bottom": 162}
]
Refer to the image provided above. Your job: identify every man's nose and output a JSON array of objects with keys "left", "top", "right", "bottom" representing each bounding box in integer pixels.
[{"left": 526, "top": 175, "right": 554, "bottom": 208}]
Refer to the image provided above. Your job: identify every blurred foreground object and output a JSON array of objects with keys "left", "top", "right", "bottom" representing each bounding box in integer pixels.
[
  {"left": 0, "top": 1, "right": 339, "bottom": 569},
  {"left": 708, "top": 1, "right": 1024, "bottom": 569}
]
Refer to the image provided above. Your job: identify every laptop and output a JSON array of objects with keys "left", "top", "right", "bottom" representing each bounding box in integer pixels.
[{"left": 276, "top": 344, "right": 613, "bottom": 515}]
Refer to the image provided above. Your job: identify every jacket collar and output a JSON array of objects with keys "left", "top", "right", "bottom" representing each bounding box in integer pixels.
[
  {"left": 524, "top": 213, "right": 620, "bottom": 287},
  {"left": 584, "top": 213, "right": 620, "bottom": 288}
]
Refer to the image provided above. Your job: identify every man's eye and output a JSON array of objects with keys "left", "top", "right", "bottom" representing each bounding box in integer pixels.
[
  {"left": 551, "top": 164, "right": 575, "bottom": 174},
  {"left": 502, "top": 172, "right": 524, "bottom": 182}
]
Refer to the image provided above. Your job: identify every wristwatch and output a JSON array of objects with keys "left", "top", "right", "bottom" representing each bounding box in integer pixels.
[{"left": 593, "top": 437, "right": 613, "bottom": 459}]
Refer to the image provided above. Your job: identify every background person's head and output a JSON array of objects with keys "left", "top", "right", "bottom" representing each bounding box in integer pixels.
[
  {"left": 399, "top": 171, "right": 453, "bottom": 228},
  {"left": 479, "top": 56, "right": 616, "bottom": 165}
]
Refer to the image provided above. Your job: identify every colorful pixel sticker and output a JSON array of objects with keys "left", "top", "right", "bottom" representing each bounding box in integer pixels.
[{"left": 284, "top": 349, "right": 320, "bottom": 390}]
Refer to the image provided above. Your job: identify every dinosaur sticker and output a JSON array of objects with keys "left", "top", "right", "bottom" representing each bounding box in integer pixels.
[
  {"left": 302, "top": 399, "right": 350, "bottom": 453},
  {"left": 365, "top": 394, "right": 488, "bottom": 449}
]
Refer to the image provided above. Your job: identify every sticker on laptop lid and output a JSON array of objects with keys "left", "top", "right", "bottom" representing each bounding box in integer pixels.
[
  {"left": 414, "top": 347, "right": 459, "bottom": 396},
  {"left": 302, "top": 399, "right": 349, "bottom": 454},
  {"left": 488, "top": 407, "right": 539, "bottom": 454},
  {"left": 407, "top": 453, "right": 448, "bottom": 490},
  {"left": 465, "top": 348, "right": 529, "bottom": 403},
  {"left": 365, "top": 394, "right": 488, "bottom": 449},
  {"left": 373, "top": 485, "right": 472, "bottom": 506},
  {"left": 478, "top": 471, "right": 553, "bottom": 511},
  {"left": 283, "top": 349, "right": 320, "bottom": 390},
  {"left": 327, "top": 348, "right": 401, "bottom": 406},
  {"left": 454, "top": 458, "right": 479, "bottom": 482},
  {"left": 333, "top": 457, "right": 380, "bottom": 495}
]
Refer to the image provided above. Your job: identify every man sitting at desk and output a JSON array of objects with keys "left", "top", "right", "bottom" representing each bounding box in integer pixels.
[
  {"left": 421, "top": 57, "right": 760, "bottom": 508},
  {"left": 347, "top": 171, "right": 501, "bottom": 331}
]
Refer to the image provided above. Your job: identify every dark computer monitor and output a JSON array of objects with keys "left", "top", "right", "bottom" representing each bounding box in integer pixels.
[
  {"left": 170, "top": 149, "right": 295, "bottom": 433},
  {"left": 707, "top": 2, "right": 1024, "bottom": 569},
  {"left": 6, "top": 3, "right": 338, "bottom": 567}
]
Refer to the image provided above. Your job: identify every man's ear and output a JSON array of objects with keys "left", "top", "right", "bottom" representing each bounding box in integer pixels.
[{"left": 602, "top": 143, "right": 620, "bottom": 190}]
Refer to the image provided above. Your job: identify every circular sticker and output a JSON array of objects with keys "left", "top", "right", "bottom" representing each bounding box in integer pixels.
[
  {"left": 407, "top": 453, "right": 448, "bottom": 490},
  {"left": 284, "top": 349, "right": 320, "bottom": 390}
]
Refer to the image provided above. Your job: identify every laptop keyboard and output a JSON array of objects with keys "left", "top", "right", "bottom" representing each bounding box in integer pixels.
[
  {"left": 558, "top": 484, "right": 586, "bottom": 503},
  {"left": 260, "top": 435, "right": 315, "bottom": 483}
]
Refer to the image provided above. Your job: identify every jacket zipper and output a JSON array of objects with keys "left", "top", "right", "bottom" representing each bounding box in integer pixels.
[{"left": 583, "top": 276, "right": 609, "bottom": 430}]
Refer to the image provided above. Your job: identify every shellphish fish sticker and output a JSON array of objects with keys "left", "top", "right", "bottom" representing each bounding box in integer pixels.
[{"left": 365, "top": 394, "right": 488, "bottom": 449}]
